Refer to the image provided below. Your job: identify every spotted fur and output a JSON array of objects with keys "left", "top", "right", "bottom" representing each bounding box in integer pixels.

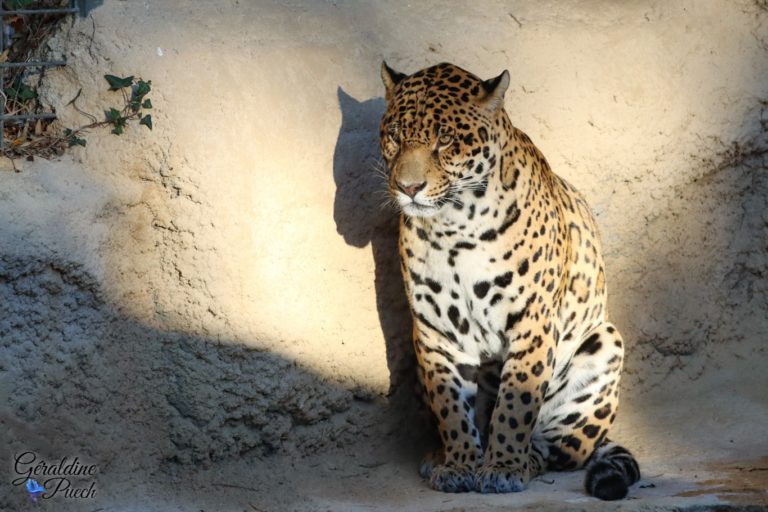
[{"left": 379, "top": 62, "right": 640, "bottom": 499}]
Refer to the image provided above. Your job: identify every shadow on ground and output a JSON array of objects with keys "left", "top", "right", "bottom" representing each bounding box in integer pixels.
[{"left": 0, "top": 254, "right": 402, "bottom": 510}]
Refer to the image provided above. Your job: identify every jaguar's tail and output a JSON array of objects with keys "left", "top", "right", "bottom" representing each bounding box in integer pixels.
[{"left": 584, "top": 440, "right": 640, "bottom": 500}]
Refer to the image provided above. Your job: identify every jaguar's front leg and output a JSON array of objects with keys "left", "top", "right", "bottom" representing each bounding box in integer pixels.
[
  {"left": 414, "top": 321, "right": 483, "bottom": 493},
  {"left": 476, "top": 324, "right": 555, "bottom": 493}
]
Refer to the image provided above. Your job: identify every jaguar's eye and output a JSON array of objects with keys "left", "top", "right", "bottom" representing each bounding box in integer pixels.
[
  {"left": 437, "top": 133, "right": 454, "bottom": 147},
  {"left": 387, "top": 122, "right": 400, "bottom": 144}
]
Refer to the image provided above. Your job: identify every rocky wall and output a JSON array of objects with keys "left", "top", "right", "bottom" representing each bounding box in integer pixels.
[{"left": 1, "top": 3, "right": 766, "bottom": 506}]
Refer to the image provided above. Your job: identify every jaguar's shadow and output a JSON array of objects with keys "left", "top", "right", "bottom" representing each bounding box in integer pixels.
[{"left": 331, "top": 87, "right": 418, "bottom": 413}]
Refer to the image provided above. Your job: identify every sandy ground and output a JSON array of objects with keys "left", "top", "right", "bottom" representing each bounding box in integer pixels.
[{"left": 1, "top": 0, "right": 767, "bottom": 510}]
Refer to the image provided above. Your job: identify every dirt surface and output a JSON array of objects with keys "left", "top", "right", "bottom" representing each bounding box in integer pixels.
[{"left": 1, "top": 0, "right": 767, "bottom": 510}]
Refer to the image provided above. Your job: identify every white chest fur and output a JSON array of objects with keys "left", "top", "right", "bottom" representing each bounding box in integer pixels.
[{"left": 403, "top": 220, "right": 525, "bottom": 362}]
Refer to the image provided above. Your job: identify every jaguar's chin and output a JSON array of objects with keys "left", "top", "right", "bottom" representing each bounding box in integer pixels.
[{"left": 401, "top": 201, "right": 443, "bottom": 218}]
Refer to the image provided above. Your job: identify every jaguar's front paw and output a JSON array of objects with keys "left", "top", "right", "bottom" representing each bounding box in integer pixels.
[
  {"left": 428, "top": 463, "right": 476, "bottom": 493},
  {"left": 475, "top": 462, "right": 527, "bottom": 493},
  {"left": 419, "top": 449, "right": 445, "bottom": 479}
]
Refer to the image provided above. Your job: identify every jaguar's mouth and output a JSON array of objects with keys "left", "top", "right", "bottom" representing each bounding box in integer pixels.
[
  {"left": 396, "top": 190, "right": 458, "bottom": 218},
  {"left": 396, "top": 196, "right": 443, "bottom": 217}
]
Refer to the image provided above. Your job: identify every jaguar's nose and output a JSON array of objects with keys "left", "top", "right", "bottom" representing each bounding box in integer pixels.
[{"left": 397, "top": 181, "right": 427, "bottom": 198}]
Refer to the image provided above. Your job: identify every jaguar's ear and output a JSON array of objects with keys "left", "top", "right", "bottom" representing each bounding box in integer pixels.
[
  {"left": 381, "top": 61, "right": 406, "bottom": 96},
  {"left": 480, "top": 70, "right": 510, "bottom": 112}
]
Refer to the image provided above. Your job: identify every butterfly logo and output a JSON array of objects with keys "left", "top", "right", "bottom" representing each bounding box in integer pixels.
[{"left": 26, "top": 479, "right": 45, "bottom": 502}]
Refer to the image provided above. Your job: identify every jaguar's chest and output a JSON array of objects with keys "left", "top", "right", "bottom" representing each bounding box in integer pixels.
[{"left": 402, "top": 222, "right": 530, "bottom": 360}]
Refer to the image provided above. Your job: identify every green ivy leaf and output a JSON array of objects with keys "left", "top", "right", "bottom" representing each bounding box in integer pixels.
[
  {"left": 17, "top": 84, "right": 36, "bottom": 101},
  {"left": 104, "top": 74, "right": 134, "bottom": 90},
  {"left": 4, "top": 0, "right": 36, "bottom": 9},
  {"left": 5, "top": 83, "right": 37, "bottom": 102},
  {"left": 68, "top": 136, "right": 86, "bottom": 147},
  {"left": 140, "top": 114, "right": 153, "bottom": 130},
  {"left": 111, "top": 125, "right": 124, "bottom": 136},
  {"left": 106, "top": 107, "right": 121, "bottom": 122},
  {"left": 134, "top": 80, "right": 151, "bottom": 97},
  {"left": 142, "top": 99, "right": 152, "bottom": 109}
]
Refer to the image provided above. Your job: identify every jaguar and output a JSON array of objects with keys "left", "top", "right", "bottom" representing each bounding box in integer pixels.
[{"left": 378, "top": 61, "right": 640, "bottom": 500}]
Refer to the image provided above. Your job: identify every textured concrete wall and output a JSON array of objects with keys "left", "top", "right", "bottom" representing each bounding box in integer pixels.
[{"left": 1, "top": 2, "right": 767, "bottom": 509}]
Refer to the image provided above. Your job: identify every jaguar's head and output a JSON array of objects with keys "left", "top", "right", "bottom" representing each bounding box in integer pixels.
[{"left": 379, "top": 62, "right": 510, "bottom": 218}]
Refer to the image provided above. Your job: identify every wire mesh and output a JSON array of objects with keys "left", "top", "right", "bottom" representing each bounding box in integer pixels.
[{"left": 0, "top": 0, "right": 78, "bottom": 150}]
